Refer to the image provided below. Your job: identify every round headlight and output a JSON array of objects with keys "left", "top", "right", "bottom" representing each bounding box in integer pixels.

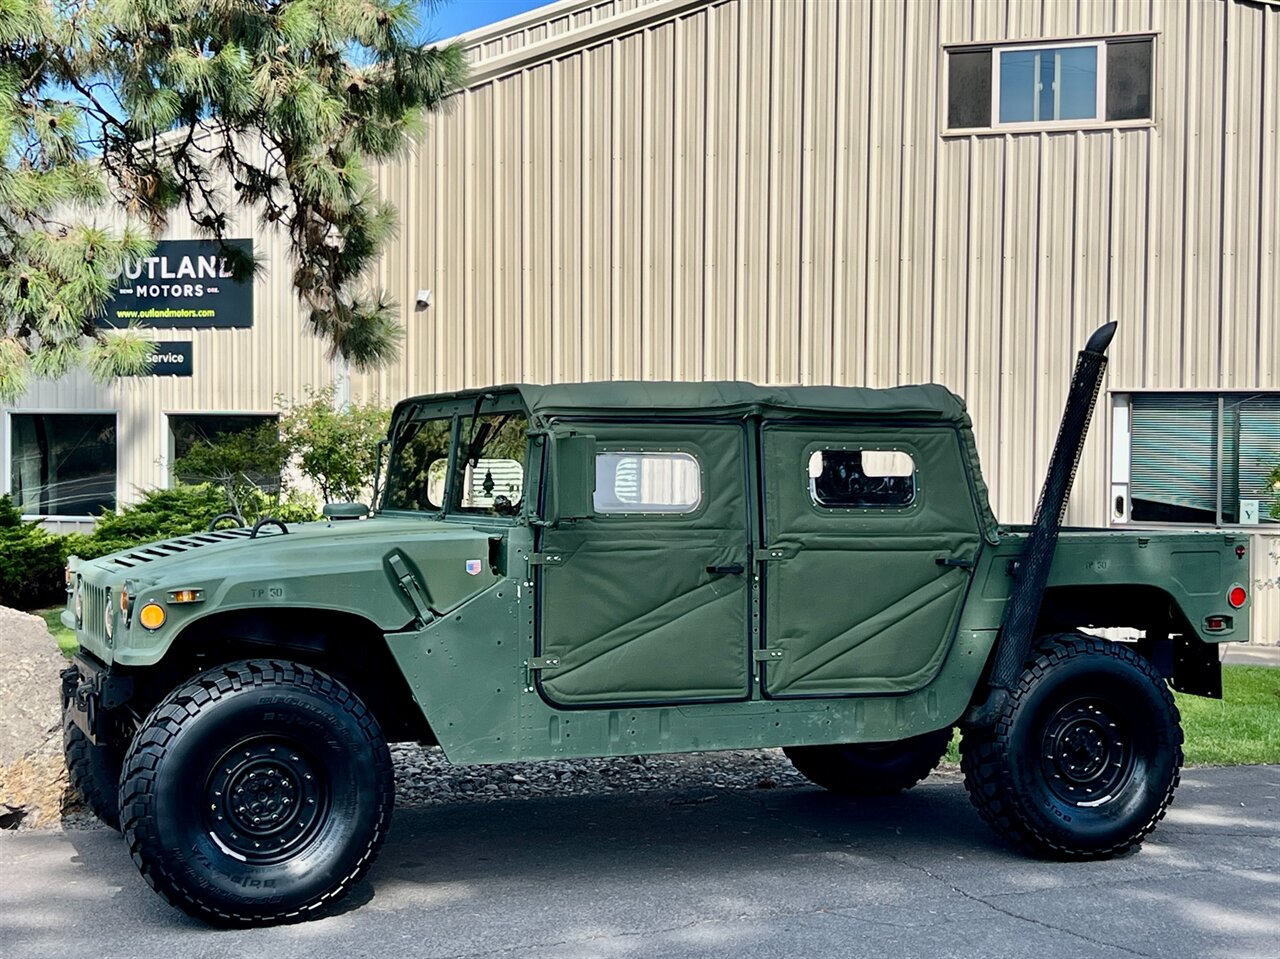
[
  {"left": 138, "top": 602, "right": 167, "bottom": 631},
  {"left": 104, "top": 592, "right": 113, "bottom": 639},
  {"left": 74, "top": 586, "right": 83, "bottom": 627}
]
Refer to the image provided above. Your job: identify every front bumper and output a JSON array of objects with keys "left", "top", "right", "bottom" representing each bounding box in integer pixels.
[{"left": 61, "top": 653, "right": 134, "bottom": 746}]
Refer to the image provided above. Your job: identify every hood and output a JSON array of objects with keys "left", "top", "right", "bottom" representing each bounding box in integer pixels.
[{"left": 80, "top": 515, "right": 477, "bottom": 584}]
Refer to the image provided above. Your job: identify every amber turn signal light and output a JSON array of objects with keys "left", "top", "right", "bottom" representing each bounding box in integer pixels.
[{"left": 138, "top": 602, "right": 167, "bottom": 630}]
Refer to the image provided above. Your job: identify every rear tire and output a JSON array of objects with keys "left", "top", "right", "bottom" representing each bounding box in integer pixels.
[
  {"left": 783, "top": 727, "right": 953, "bottom": 796},
  {"left": 63, "top": 705, "right": 124, "bottom": 830},
  {"left": 119, "top": 660, "right": 394, "bottom": 926},
  {"left": 961, "top": 634, "right": 1182, "bottom": 859}
]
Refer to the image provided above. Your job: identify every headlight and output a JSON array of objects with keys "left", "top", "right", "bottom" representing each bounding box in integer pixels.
[
  {"left": 104, "top": 590, "right": 113, "bottom": 640},
  {"left": 74, "top": 583, "right": 83, "bottom": 627}
]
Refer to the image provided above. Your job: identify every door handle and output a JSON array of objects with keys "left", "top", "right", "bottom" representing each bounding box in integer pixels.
[
  {"left": 936, "top": 557, "right": 975, "bottom": 569},
  {"left": 706, "top": 564, "right": 745, "bottom": 575}
]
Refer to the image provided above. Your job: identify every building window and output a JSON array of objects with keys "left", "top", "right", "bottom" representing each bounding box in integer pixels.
[
  {"left": 168, "top": 414, "right": 280, "bottom": 490},
  {"left": 1115, "top": 393, "right": 1280, "bottom": 527},
  {"left": 946, "top": 36, "right": 1153, "bottom": 132},
  {"left": 593, "top": 451, "right": 702, "bottom": 514},
  {"left": 9, "top": 413, "right": 117, "bottom": 516},
  {"left": 808, "top": 450, "right": 917, "bottom": 509}
]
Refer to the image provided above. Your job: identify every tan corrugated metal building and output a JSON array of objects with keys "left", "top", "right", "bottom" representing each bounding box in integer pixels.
[{"left": 5, "top": 0, "right": 1280, "bottom": 641}]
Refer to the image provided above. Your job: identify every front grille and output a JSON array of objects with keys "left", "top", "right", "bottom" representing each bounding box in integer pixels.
[
  {"left": 81, "top": 583, "right": 110, "bottom": 645},
  {"left": 109, "top": 528, "right": 253, "bottom": 569}
]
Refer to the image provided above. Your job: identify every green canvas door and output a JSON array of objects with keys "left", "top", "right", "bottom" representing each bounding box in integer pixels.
[
  {"left": 760, "top": 423, "right": 983, "bottom": 697},
  {"left": 536, "top": 422, "right": 751, "bottom": 707}
]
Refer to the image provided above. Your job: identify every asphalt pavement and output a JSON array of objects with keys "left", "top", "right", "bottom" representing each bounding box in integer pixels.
[{"left": 1, "top": 765, "right": 1278, "bottom": 959}]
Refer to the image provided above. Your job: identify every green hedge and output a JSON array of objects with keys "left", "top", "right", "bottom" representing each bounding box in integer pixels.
[{"left": 0, "top": 486, "right": 323, "bottom": 611}]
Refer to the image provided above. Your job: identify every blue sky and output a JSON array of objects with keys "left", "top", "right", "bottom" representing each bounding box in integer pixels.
[{"left": 419, "top": 0, "right": 552, "bottom": 42}]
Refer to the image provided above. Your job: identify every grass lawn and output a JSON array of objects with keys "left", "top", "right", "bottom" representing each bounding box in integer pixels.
[
  {"left": 36, "top": 606, "right": 78, "bottom": 658},
  {"left": 942, "top": 664, "right": 1280, "bottom": 768}
]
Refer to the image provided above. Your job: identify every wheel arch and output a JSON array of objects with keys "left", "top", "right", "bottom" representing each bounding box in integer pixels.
[
  {"left": 133, "top": 606, "right": 436, "bottom": 743},
  {"left": 1035, "top": 585, "right": 1222, "bottom": 698}
]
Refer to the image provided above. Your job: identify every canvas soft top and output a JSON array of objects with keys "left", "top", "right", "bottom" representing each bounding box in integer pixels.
[
  {"left": 395, "top": 380, "right": 1000, "bottom": 543},
  {"left": 400, "top": 381, "right": 971, "bottom": 424}
]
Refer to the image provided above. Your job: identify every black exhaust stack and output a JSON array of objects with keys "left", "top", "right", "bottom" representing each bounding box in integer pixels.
[{"left": 966, "top": 321, "right": 1117, "bottom": 726}]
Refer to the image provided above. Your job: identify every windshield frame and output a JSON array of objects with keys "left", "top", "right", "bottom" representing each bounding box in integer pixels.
[{"left": 378, "top": 393, "right": 530, "bottom": 522}]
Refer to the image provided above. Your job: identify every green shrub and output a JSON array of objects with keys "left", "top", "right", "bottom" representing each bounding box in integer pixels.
[
  {"left": 74, "top": 485, "right": 230, "bottom": 559},
  {"left": 0, "top": 495, "right": 71, "bottom": 610}
]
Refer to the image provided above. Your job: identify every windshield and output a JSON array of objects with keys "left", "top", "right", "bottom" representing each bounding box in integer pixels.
[
  {"left": 382, "top": 416, "right": 452, "bottom": 512},
  {"left": 454, "top": 411, "right": 528, "bottom": 517}
]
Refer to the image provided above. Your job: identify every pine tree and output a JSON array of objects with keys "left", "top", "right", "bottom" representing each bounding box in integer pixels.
[{"left": 0, "top": 0, "right": 466, "bottom": 401}]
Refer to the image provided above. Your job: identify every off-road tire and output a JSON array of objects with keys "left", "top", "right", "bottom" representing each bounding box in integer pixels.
[
  {"left": 63, "top": 705, "right": 124, "bottom": 830},
  {"left": 961, "top": 634, "right": 1182, "bottom": 859},
  {"left": 119, "top": 660, "right": 394, "bottom": 926},
  {"left": 783, "top": 727, "right": 953, "bottom": 796}
]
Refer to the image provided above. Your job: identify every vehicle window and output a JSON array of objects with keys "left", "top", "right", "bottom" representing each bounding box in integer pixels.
[
  {"left": 454, "top": 412, "right": 528, "bottom": 517},
  {"left": 594, "top": 451, "right": 701, "bottom": 514},
  {"left": 383, "top": 416, "right": 453, "bottom": 512},
  {"left": 808, "top": 449, "right": 916, "bottom": 509}
]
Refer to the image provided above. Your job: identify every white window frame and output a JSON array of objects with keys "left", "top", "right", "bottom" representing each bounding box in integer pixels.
[
  {"left": 940, "top": 31, "right": 1158, "bottom": 137},
  {"left": 3, "top": 409, "right": 120, "bottom": 523},
  {"left": 991, "top": 39, "right": 1106, "bottom": 131}
]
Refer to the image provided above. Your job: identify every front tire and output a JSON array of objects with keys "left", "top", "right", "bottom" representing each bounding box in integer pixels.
[
  {"left": 783, "top": 727, "right": 953, "bottom": 796},
  {"left": 961, "top": 635, "right": 1182, "bottom": 859},
  {"left": 119, "top": 661, "right": 394, "bottom": 926},
  {"left": 63, "top": 705, "right": 125, "bottom": 830}
]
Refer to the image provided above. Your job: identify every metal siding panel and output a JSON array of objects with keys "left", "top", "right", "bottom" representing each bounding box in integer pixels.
[
  {"left": 583, "top": 43, "right": 613, "bottom": 380},
  {"left": 1145, "top": 0, "right": 1188, "bottom": 389},
  {"left": 799, "top": 0, "right": 837, "bottom": 386},
  {"left": 899, "top": 0, "right": 938, "bottom": 384},
  {"left": 673, "top": 9, "right": 708, "bottom": 381},
  {"left": 832, "top": 0, "right": 872, "bottom": 386},
  {"left": 967, "top": 136, "right": 1005, "bottom": 516},
  {"left": 1108, "top": 130, "right": 1149, "bottom": 388},
  {"left": 735, "top": 0, "right": 770, "bottom": 383},
  {"left": 865, "top": 0, "right": 904, "bottom": 388},
  {"left": 767, "top": 0, "right": 803, "bottom": 384},
  {"left": 1181, "top": 0, "right": 1225, "bottom": 389},
  {"left": 523, "top": 65, "right": 551, "bottom": 384},
  {"left": 1221, "top": 0, "right": 1262, "bottom": 390},
  {"left": 643, "top": 22, "right": 676, "bottom": 380},
  {"left": 1263, "top": 3, "right": 1280, "bottom": 386},
  {"left": 552, "top": 56, "right": 584, "bottom": 381},
  {"left": 612, "top": 33, "right": 644, "bottom": 379},
  {"left": 703, "top": 0, "right": 738, "bottom": 381},
  {"left": 1000, "top": 135, "right": 1040, "bottom": 520}
]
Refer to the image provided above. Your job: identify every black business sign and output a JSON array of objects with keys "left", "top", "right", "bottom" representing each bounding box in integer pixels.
[
  {"left": 148, "top": 341, "right": 193, "bottom": 376},
  {"left": 96, "top": 238, "right": 254, "bottom": 329}
]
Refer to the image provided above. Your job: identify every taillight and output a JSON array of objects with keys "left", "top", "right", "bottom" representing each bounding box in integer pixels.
[{"left": 1228, "top": 585, "right": 1248, "bottom": 609}]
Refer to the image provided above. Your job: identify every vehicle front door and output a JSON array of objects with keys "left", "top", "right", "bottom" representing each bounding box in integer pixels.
[
  {"left": 535, "top": 421, "right": 752, "bottom": 707},
  {"left": 759, "top": 423, "right": 983, "bottom": 697}
]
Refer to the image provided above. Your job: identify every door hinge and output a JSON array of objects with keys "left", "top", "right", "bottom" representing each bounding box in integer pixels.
[
  {"left": 753, "top": 648, "right": 784, "bottom": 662},
  {"left": 388, "top": 554, "right": 433, "bottom": 626},
  {"left": 755, "top": 548, "right": 789, "bottom": 562},
  {"left": 528, "top": 552, "right": 565, "bottom": 566},
  {"left": 526, "top": 655, "right": 562, "bottom": 670}
]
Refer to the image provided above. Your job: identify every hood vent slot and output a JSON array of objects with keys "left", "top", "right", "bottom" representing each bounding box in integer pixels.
[{"left": 110, "top": 528, "right": 253, "bottom": 567}]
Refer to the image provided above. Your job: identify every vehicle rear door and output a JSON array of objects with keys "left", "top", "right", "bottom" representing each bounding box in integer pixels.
[
  {"left": 535, "top": 421, "right": 752, "bottom": 707},
  {"left": 759, "top": 423, "right": 983, "bottom": 697}
]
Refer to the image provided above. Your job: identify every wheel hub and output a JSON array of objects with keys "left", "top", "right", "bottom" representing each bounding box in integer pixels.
[
  {"left": 206, "top": 738, "right": 326, "bottom": 863},
  {"left": 1041, "top": 699, "right": 1133, "bottom": 805}
]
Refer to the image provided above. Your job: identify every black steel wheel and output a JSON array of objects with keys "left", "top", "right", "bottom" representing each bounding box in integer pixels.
[
  {"left": 783, "top": 727, "right": 953, "bottom": 796},
  {"left": 119, "top": 661, "right": 394, "bottom": 926},
  {"left": 961, "top": 634, "right": 1182, "bottom": 859}
]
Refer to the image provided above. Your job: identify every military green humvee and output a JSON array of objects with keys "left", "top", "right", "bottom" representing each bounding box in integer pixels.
[{"left": 61, "top": 325, "right": 1250, "bottom": 926}]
